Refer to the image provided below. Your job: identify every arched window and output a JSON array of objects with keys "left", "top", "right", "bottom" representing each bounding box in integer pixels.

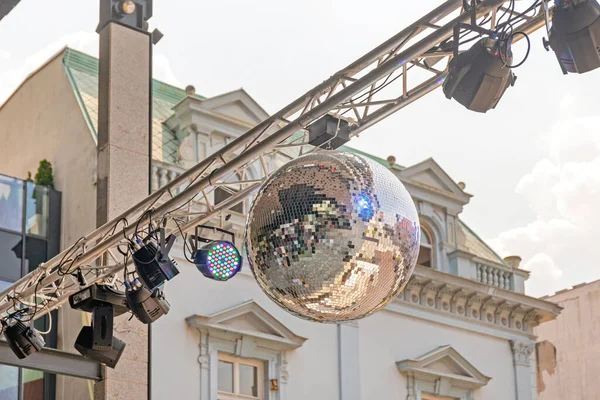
[{"left": 418, "top": 226, "right": 434, "bottom": 268}]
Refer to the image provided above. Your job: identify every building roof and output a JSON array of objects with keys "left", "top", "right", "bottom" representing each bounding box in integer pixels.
[{"left": 61, "top": 48, "right": 504, "bottom": 266}]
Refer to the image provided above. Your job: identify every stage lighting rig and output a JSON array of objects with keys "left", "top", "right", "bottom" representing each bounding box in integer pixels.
[
  {"left": 443, "top": 22, "right": 519, "bottom": 113},
  {"left": 544, "top": 0, "right": 600, "bottom": 74},
  {"left": 190, "top": 226, "right": 243, "bottom": 281},
  {"left": 69, "top": 284, "right": 127, "bottom": 368},
  {"left": 1, "top": 317, "right": 45, "bottom": 359},
  {"left": 131, "top": 223, "right": 179, "bottom": 291}
]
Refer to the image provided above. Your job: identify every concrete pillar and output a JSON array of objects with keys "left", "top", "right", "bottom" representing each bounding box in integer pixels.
[
  {"left": 95, "top": 21, "right": 152, "bottom": 400},
  {"left": 510, "top": 340, "right": 535, "bottom": 400},
  {"left": 338, "top": 322, "right": 361, "bottom": 400}
]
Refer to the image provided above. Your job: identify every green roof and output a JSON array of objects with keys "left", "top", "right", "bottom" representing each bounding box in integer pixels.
[{"left": 62, "top": 48, "right": 206, "bottom": 165}]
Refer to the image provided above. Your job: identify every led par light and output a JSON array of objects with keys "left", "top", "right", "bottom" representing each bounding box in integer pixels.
[
  {"left": 1, "top": 319, "right": 45, "bottom": 359},
  {"left": 191, "top": 226, "right": 243, "bottom": 281},
  {"left": 74, "top": 326, "right": 126, "bottom": 369},
  {"left": 545, "top": 0, "right": 600, "bottom": 74},
  {"left": 126, "top": 285, "right": 170, "bottom": 324},
  {"left": 194, "top": 241, "right": 243, "bottom": 281},
  {"left": 132, "top": 228, "right": 179, "bottom": 290},
  {"left": 443, "top": 36, "right": 516, "bottom": 113}
]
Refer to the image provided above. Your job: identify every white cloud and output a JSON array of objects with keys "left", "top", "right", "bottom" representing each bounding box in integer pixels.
[
  {"left": 490, "top": 97, "right": 600, "bottom": 298},
  {"left": 0, "top": 50, "right": 10, "bottom": 61},
  {"left": 153, "top": 53, "right": 181, "bottom": 87},
  {"left": 522, "top": 253, "right": 564, "bottom": 297},
  {"left": 0, "top": 31, "right": 98, "bottom": 104}
]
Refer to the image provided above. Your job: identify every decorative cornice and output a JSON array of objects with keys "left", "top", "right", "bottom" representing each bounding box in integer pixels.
[{"left": 388, "top": 266, "right": 561, "bottom": 338}]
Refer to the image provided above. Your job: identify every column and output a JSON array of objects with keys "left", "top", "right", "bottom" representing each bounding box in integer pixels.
[
  {"left": 338, "top": 322, "right": 361, "bottom": 400},
  {"left": 510, "top": 340, "right": 535, "bottom": 400},
  {"left": 95, "top": 21, "right": 152, "bottom": 400}
]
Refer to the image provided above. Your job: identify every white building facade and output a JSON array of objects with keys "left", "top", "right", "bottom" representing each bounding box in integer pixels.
[{"left": 0, "top": 49, "right": 561, "bottom": 400}]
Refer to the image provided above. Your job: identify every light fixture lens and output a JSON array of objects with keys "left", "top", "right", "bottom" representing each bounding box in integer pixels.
[
  {"left": 121, "top": 0, "right": 136, "bottom": 14},
  {"left": 193, "top": 241, "right": 243, "bottom": 281}
]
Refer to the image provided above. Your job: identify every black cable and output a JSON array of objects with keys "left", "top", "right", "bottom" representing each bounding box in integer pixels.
[{"left": 173, "top": 218, "right": 195, "bottom": 264}]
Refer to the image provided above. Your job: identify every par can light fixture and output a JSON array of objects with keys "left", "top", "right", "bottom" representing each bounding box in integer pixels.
[
  {"left": 545, "top": 0, "right": 600, "bottom": 74},
  {"left": 443, "top": 22, "right": 518, "bottom": 113},
  {"left": 1, "top": 318, "right": 45, "bottom": 359},
  {"left": 191, "top": 226, "right": 243, "bottom": 281}
]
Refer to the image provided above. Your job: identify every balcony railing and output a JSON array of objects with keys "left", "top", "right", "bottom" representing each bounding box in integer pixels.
[
  {"left": 476, "top": 262, "right": 513, "bottom": 291},
  {"left": 151, "top": 161, "right": 184, "bottom": 191}
]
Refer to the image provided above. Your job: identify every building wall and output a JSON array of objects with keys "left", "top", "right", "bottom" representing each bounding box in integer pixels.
[
  {"left": 151, "top": 250, "right": 340, "bottom": 400},
  {"left": 0, "top": 52, "right": 97, "bottom": 400},
  {"left": 534, "top": 280, "right": 600, "bottom": 400},
  {"left": 359, "top": 310, "right": 516, "bottom": 400}
]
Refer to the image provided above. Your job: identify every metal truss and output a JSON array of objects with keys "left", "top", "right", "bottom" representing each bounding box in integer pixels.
[{"left": 0, "top": 0, "right": 553, "bottom": 321}]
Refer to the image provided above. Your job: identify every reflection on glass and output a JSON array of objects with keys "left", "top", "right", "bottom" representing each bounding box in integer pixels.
[
  {"left": 239, "top": 364, "right": 258, "bottom": 397},
  {"left": 0, "top": 231, "right": 24, "bottom": 282},
  {"left": 25, "top": 237, "right": 47, "bottom": 274},
  {"left": 218, "top": 361, "right": 234, "bottom": 393},
  {"left": 0, "top": 364, "right": 19, "bottom": 400},
  {"left": 23, "top": 369, "right": 44, "bottom": 400},
  {"left": 0, "top": 175, "right": 23, "bottom": 233},
  {"left": 26, "top": 183, "right": 49, "bottom": 238}
]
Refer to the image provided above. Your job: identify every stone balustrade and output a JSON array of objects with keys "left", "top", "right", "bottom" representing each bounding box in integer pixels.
[
  {"left": 151, "top": 162, "right": 184, "bottom": 191},
  {"left": 476, "top": 262, "right": 513, "bottom": 291}
]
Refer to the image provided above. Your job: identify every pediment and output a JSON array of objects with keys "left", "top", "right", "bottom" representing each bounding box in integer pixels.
[
  {"left": 399, "top": 158, "right": 471, "bottom": 201},
  {"left": 199, "top": 89, "right": 269, "bottom": 125},
  {"left": 396, "top": 345, "right": 491, "bottom": 389},
  {"left": 186, "top": 300, "right": 306, "bottom": 350}
]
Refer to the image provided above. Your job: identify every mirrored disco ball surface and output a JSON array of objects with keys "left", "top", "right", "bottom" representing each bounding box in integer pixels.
[{"left": 245, "top": 151, "right": 420, "bottom": 323}]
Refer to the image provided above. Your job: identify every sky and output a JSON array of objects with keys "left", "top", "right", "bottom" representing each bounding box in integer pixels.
[{"left": 0, "top": 0, "right": 598, "bottom": 298}]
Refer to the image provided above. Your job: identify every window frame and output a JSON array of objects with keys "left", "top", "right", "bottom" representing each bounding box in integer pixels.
[
  {"left": 217, "top": 353, "right": 265, "bottom": 400},
  {"left": 418, "top": 225, "right": 435, "bottom": 268}
]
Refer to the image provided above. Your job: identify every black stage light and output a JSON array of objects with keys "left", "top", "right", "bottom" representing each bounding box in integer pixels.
[
  {"left": 1, "top": 319, "right": 45, "bottom": 359},
  {"left": 125, "top": 284, "right": 170, "bottom": 324},
  {"left": 69, "top": 284, "right": 129, "bottom": 316},
  {"left": 74, "top": 326, "right": 126, "bottom": 369},
  {"left": 545, "top": 0, "right": 600, "bottom": 74},
  {"left": 191, "top": 226, "right": 243, "bottom": 282},
  {"left": 443, "top": 36, "right": 516, "bottom": 113},
  {"left": 97, "top": 0, "right": 153, "bottom": 32},
  {"left": 308, "top": 114, "right": 350, "bottom": 150},
  {"left": 131, "top": 228, "right": 179, "bottom": 290}
]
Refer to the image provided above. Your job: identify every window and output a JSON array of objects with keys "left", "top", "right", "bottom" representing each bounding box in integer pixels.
[
  {"left": 422, "top": 395, "right": 458, "bottom": 400},
  {"left": 418, "top": 226, "right": 434, "bottom": 268},
  {"left": 217, "top": 353, "right": 264, "bottom": 400}
]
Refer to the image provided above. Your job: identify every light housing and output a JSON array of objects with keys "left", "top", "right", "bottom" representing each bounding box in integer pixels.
[
  {"left": 2, "top": 319, "right": 45, "bottom": 359},
  {"left": 131, "top": 231, "right": 179, "bottom": 290},
  {"left": 307, "top": 114, "right": 350, "bottom": 150},
  {"left": 546, "top": 0, "right": 600, "bottom": 74},
  {"left": 125, "top": 285, "right": 170, "bottom": 324},
  {"left": 193, "top": 241, "right": 243, "bottom": 281},
  {"left": 97, "top": 0, "right": 153, "bottom": 32},
  {"left": 443, "top": 37, "right": 516, "bottom": 113},
  {"left": 74, "top": 327, "right": 126, "bottom": 369}
]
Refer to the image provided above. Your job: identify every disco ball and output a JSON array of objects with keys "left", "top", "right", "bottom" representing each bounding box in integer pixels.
[{"left": 245, "top": 151, "right": 420, "bottom": 323}]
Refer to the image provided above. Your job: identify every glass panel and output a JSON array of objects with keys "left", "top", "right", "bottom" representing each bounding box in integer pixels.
[
  {"left": 418, "top": 246, "right": 432, "bottom": 268},
  {"left": 0, "top": 231, "right": 24, "bottom": 282},
  {"left": 0, "top": 175, "right": 24, "bottom": 233},
  {"left": 24, "top": 237, "right": 48, "bottom": 274},
  {"left": 22, "top": 369, "right": 44, "bottom": 400},
  {"left": 420, "top": 229, "right": 431, "bottom": 245},
  {"left": 25, "top": 183, "right": 49, "bottom": 237},
  {"left": 0, "top": 364, "right": 19, "bottom": 400},
  {"left": 239, "top": 364, "right": 258, "bottom": 397},
  {"left": 218, "top": 361, "right": 234, "bottom": 393}
]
